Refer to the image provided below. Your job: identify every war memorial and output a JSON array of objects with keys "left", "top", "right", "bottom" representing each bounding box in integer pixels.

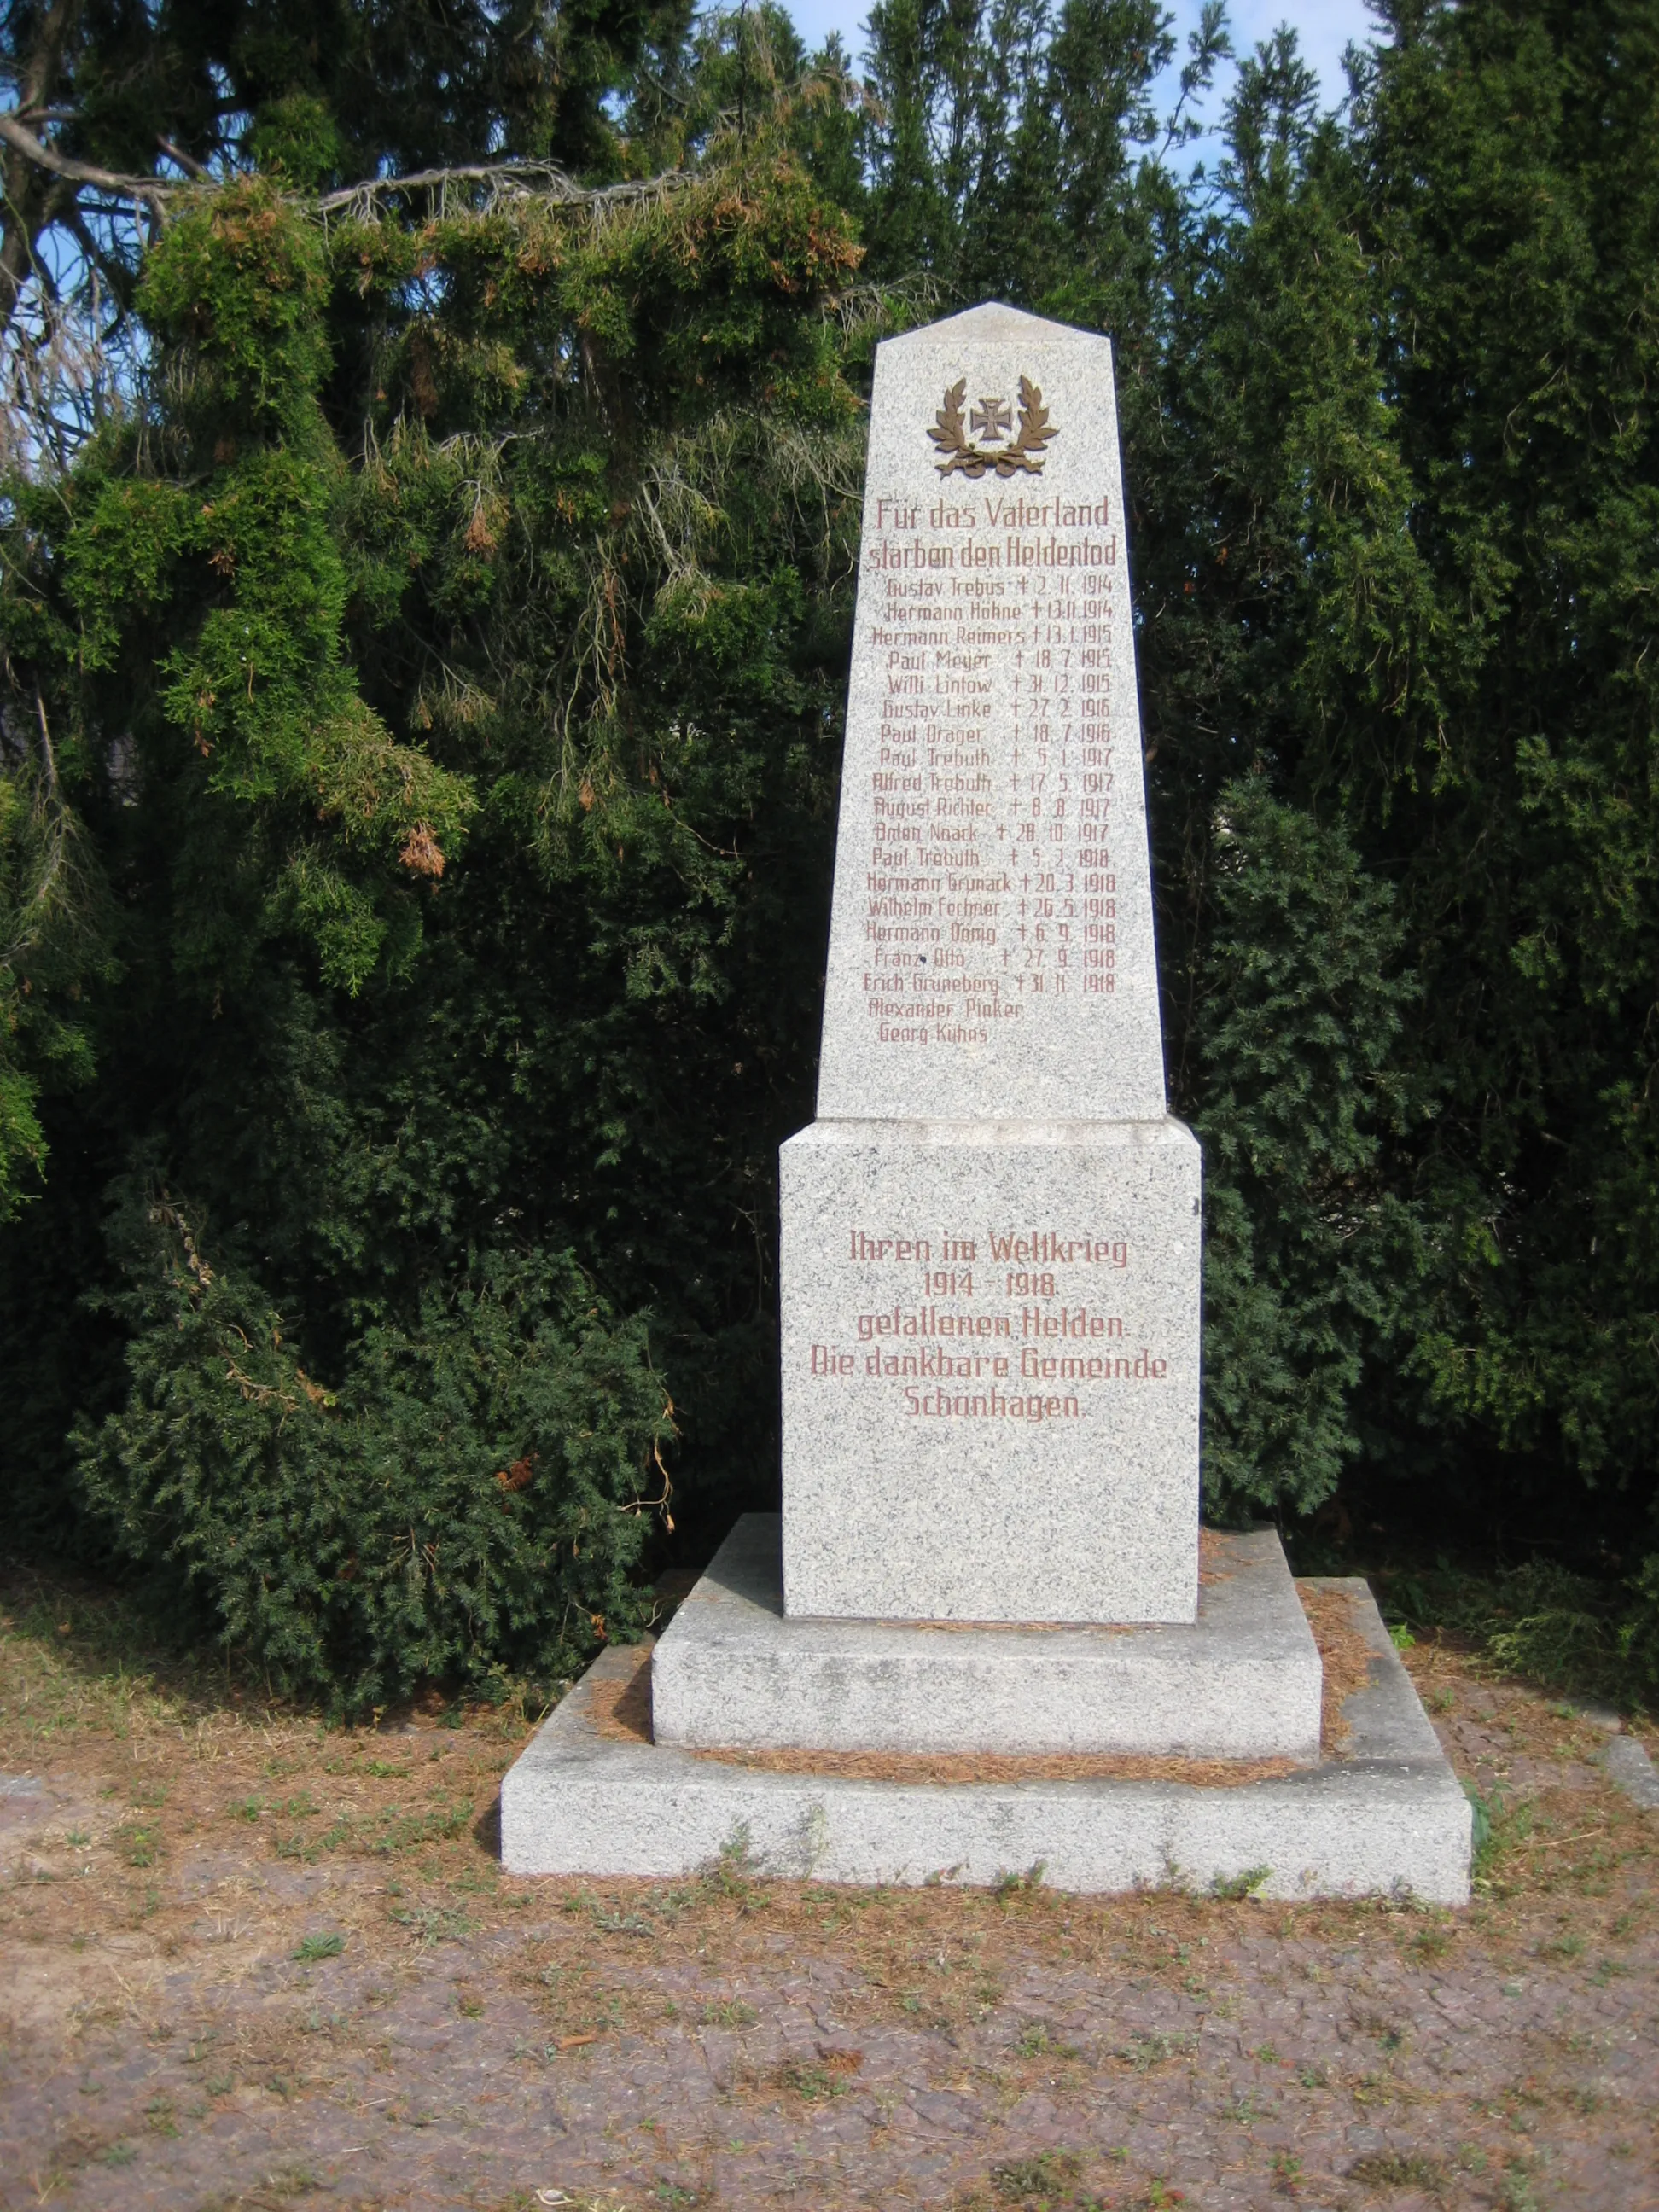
[{"left": 503, "top": 305, "right": 1473, "bottom": 1902}]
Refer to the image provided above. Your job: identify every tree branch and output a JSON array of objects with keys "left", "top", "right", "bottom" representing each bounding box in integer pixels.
[
  {"left": 0, "top": 108, "right": 167, "bottom": 207},
  {"left": 66, "top": 205, "right": 139, "bottom": 312},
  {"left": 1, "top": 0, "right": 86, "bottom": 343},
  {"left": 17, "top": 0, "right": 82, "bottom": 112},
  {"left": 156, "top": 134, "right": 207, "bottom": 180},
  {"left": 311, "top": 160, "right": 689, "bottom": 216},
  {"left": 1, "top": 110, "right": 688, "bottom": 220}
]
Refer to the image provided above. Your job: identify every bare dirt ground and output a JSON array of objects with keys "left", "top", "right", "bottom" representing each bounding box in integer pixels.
[{"left": 0, "top": 1573, "right": 1655, "bottom": 2212}]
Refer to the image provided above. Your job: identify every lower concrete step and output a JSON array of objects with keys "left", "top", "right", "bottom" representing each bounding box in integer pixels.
[{"left": 500, "top": 1562, "right": 1471, "bottom": 1903}]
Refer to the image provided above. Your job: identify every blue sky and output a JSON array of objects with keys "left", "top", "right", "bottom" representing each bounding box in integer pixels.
[{"left": 782, "top": 0, "right": 1386, "bottom": 154}]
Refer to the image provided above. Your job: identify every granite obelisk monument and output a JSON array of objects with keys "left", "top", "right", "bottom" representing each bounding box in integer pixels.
[{"left": 502, "top": 306, "right": 1473, "bottom": 1902}]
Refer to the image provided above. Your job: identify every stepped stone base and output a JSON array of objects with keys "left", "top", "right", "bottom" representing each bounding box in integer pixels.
[
  {"left": 500, "top": 1566, "right": 1471, "bottom": 1903},
  {"left": 653, "top": 1516, "right": 1322, "bottom": 1761}
]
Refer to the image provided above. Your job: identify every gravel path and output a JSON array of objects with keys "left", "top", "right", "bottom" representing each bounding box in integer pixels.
[{"left": 1, "top": 1591, "right": 1654, "bottom": 2211}]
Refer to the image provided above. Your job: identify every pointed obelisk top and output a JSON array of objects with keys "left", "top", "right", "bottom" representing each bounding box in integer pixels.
[{"left": 882, "top": 299, "right": 1100, "bottom": 350}]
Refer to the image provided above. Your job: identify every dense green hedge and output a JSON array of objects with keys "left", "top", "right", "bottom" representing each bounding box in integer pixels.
[{"left": 3, "top": 0, "right": 1658, "bottom": 1703}]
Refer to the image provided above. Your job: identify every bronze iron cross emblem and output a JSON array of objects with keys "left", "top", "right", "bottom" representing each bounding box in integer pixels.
[{"left": 930, "top": 377, "right": 1057, "bottom": 478}]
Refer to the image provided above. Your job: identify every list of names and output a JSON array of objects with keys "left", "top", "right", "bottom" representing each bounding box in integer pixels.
[{"left": 859, "top": 492, "right": 1121, "bottom": 1053}]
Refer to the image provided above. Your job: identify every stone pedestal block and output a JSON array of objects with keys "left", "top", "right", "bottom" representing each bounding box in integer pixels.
[
  {"left": 780, "top": 1116, "right": 1201, "bottom": 1622},
  {"left": 653, "top": 1516, "right": 1321, "bottom": 1761}
]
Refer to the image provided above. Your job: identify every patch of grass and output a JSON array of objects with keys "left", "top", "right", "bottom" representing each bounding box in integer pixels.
[
  {"left": 590, "top": 1906, "right": 655, "bottom": 1935},
  {"left": 1210, "top": 1864, "right": 1272, "bottom": 1900},
  {"left": 1014, "top": 2021, "right": 1081, "bottom": 2060},
  {"left": 1119, "top": 2030, "right": 1193, "bottom": 2072},
  {"left": 272, "top": 1794, "right": 474, "bottom": 1862},
  {"left": 292, "top": 1931, "right": 345, "bottom": 1961},
  {"left": 0, "top": 1568, "right": 281, "bottom": 1758},
  {"left": 1467, "top": 1784, "right": 1536, "bottom": 1887},
  {"left": 775, "top": 2048, "right": 861, "bottom": 2100},
  {"left": 1348, "top": 2150, "right": 1447, "bottom": 2190},
  {"left": 96, "top": 2142, "right": 137, "bottom": 2168},
  {"left": 777, "top": 2059, "right": 842, "bottom": 2100},
  {"left": 369, "top": 1798, "right": 474, "bottom": 1854},
  {"left": 993, "top": 1860, "right": 1046, "bottom": 1900},
  {"left": 1501, "top": 2159, "right": 1541, "bottom": 2212},
  {"left": 991, "top": 2149, "right": 1082, "bottom": 2203},
  {"left": 697, "top": 1823, "right": 771, "bottom": 1907},
  {"left": 262, "top": 2167, "right": 323, "bottom": 2197},
  {"left": 389, "top": 1901, "right": 476, "bottom": 1947},
  {"left": 698, "top": 2000, "right": 757, "bottom": 2027},
  {"left": 1382, "top": 1560, "right": 1642, "bottom": 1708}
]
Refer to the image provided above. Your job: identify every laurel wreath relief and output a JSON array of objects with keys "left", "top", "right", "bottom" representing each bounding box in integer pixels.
[{"left": 928, "top": 376, "right": 1057, "bottom": 477}]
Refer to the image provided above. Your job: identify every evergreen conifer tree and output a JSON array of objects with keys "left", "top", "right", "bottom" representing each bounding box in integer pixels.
[{"left": 5, "top": 0, "right": 1659, "bottom": 1697}]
